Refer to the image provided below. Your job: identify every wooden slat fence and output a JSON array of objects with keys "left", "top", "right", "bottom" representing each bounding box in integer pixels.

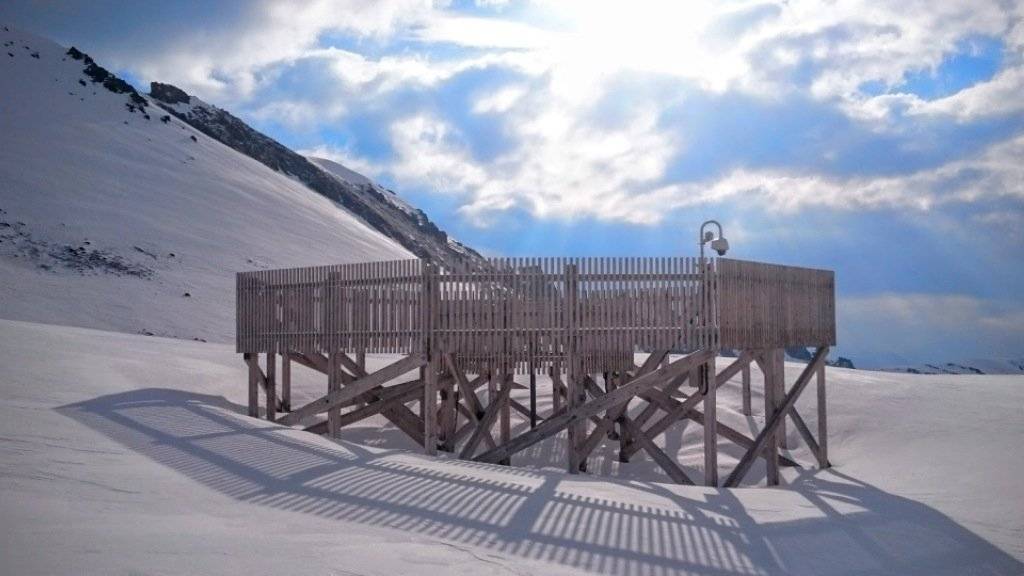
[
  {"left": 237, "top": 256, "right": 835, "bottom": 372},
  {"left": 716, "top": 258, "right": 835, "bottom": 349}
]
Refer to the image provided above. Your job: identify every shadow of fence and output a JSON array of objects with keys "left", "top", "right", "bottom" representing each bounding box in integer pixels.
[{"left": 58, "top": 388, "right": 1023, "bottom": 576}]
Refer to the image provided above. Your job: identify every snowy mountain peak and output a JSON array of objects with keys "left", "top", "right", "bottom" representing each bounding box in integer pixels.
[
  {"left": 0, "top": 26, "right": 411, "bottom": 341},
  {"left": 148, "top": 82, "right": 484, "bottom": 269}
]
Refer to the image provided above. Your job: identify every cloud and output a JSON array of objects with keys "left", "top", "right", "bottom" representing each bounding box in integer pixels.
[{"left": 839, "top": 293, "right": 1024, "bottom": 363}]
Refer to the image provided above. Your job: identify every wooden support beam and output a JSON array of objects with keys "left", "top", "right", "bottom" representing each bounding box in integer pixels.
[
  {"left": 304, "top": 379, "right": 424, "bottom": 436},
  {"left": 327, "top": 351, "right": 340, "bottom": 437},
  {"left": 281, "top": 351, "right": 292, "bottom": 412},
  {"left": 632, "top": 384, "right": 800, "bottom": 468},
  {"left": 622, "top": 419, "right": 693, "bottom": 485},
  {"left": 741, "top": 362, "right": 751, "bottom": 416},
  {"left": 423, "top": 353, "right": 439, "bottom": 456},
  {"left": 279, "top": 353, "right": 426, "bottom": 426},
  {"left": 788, "top": 406, "right": 822, "bottom": 466},
  {"left": 621, "top": 352, "right": 754, "bottom": 460},
  {"left": 245, "top": 353, "right": 259, "bottom": 417},
  {"left": 460, "top": 379, "right": 512, "bottom": 459},
  {"left": 475, "top": 349, "right": 713, "bottom": 465},
  {"left": 703, "top": 355, "right": 717, "bottom": 486},
  {"left": 817, "top": 362, "right": 829, "bottom": 468},
  {"left": 724, "top": 347, "right": 828, "bottom": 488},
  {"left": 265, "top": 352, "right": 277, "bottom": 422}
]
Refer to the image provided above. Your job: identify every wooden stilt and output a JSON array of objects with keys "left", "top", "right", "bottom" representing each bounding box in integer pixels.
[
  {"left": 423, "top": 353, "right": 438, "bottom": 455},
  {"left": 741, "top": 362, "right": 751, "bottom": 416},
  {"left": 817, "top": 362, "right": 829, "bottom": 468},
  {"left": 265, "top": 352, "right": 277, "bottom": 422},
  {"left": 703, "top": 355, "right": 717, "bottom": 486},
  {"left": 776, "top": 350, "right": 788, "bottom": 449},
  {"left": 281, "top": 351, "right": 291, "bottom": 412},
  {"left": 764, "top": 350, "right": 780, "bottom": 486},
  {"left": 245, "top": 353, "right": 259, "bottom": 417},
  {"left": 327, "top": 351, "right": 340, "bottom": 437}
]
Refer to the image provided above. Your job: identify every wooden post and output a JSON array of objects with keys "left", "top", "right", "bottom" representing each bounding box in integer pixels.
[
  {"left": 741, "top": 362, "right": 751, "bottom": 416},
  {"left": 529, "top": 351, "right": 538, "bottom": 429},
  {"left": 764, "top": 350, "right": 780, "bottom": 486},
  {"left": 703, "top": 355, "right": 718, "bottom": 486},
  {"left": 777, "top": 351, "right": 788, "bottom": 449},
  {"left": 424, "top": 354, "right": 438, "bottom": 455},
  {"left": 617, "top": 371, "right": 632, "bottom": 463},
  {"left": 327, "top": 350, "right": 340, "bottom": 437},
  {"left": 565, "top": 263, "right": 582, "bottom": 474},
  {"left": 500, "top": 369, "right": 511, "bottom": 466},
  {"left": 265, "top": 352, "right": 277, "bottom": 422},
  {"left": 423, "top": 263, "right": 438, "bottom": 456},
  {"left": 282, "top": 351, "right": 292, "bottom": 412},
  {"left": 245, "top": 353, "right": 259, "bottom": 418},
  {"left": 817, "top": 361, "right": 828, "bottom": 468}
]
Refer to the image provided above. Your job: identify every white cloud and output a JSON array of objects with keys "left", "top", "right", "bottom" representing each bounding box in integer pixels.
[{"left": 839, "top": 293, "right": 1024, "bottom": 362}]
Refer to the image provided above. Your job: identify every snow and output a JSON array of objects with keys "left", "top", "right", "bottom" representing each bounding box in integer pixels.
[
  {"left": 2, "top": 25, "right": 1023, "bottom": 576},
  {"left": 0, "top": 27, "right": 412, "bottom": 343},
  {"left": 1, "top": 318, "right": 1022, "bottom": 575}
]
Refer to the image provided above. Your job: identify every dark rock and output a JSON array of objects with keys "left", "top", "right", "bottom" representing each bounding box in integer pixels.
[
  {"left": 30, "top": 51, "right": 39, "bottom": 59},
  {"left": 149, "top": 82, "right": 484, "bottom": 269},
  {"left": 183, "top": 292, "right": 191, "bottom": 298},
  {"left": 150, "top": 82, "right": 190, "bottom": 105},
  {"left": 160, "top": 115, "right": 171, "bottom": 123},
  {"left": 829, "top": 357, "right": 855, "bottom": 369},
  {"left": 785, "top": 346, "right": 812, "bottom": 361},
  {"left": 189, "top": 135, "right": 197, "bottom": 142}
]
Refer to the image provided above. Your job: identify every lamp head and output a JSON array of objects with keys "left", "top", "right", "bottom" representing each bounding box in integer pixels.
[{"left": 710, "top": 236, "right": 729, "bottom": 256}]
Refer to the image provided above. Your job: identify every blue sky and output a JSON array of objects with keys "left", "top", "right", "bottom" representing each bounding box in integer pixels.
[{"left": 3, "top": 1, "right": 1023, "bottom": 366}]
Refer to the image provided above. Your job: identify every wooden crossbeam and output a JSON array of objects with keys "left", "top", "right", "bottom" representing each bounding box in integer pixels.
[
  {"left": 244, "top": 353, "right": 285, "bottom": 413},
  {"left": 475, "top": 349, "right": 713, "bottom": 464},
  {"left": 724, "top": 347, "right": 828, "bottom": 487},
  {"left": 279, "top": 353, "right": 426, "bottom": 426},
  {"left": 460, "top": 381, "right": 512, "bottom": 458},
  {"left": 622, "top": 418, "right": 693, "bottom": 485},
  {"left": 788, "top": 406, "right": 827, "bottom": 467},
  {"left": 621, "top": 352, "right": 754, "bottom": 460},
  {"left": 304, "top": 378, "right": 424, "bottom": 436}
]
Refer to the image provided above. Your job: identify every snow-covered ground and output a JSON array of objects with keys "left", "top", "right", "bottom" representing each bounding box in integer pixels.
[
  {"left": 0, "top": 27, "right": 411, "bottom": 343},
  {"left": 1, "top": 318, "right": 1021, "bottom": 575}
]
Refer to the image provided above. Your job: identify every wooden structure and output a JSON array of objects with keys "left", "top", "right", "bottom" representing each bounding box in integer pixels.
[{"left": 237, "top": 257, "right": 835, "bottom": 487}]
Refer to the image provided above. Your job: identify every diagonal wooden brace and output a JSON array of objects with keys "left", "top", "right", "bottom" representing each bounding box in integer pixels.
[
  {"left": 724, "top": 347, "right": 828, "bottom": 487},
  {"left": 474, "top": 349, "right": 714, "bottom": 464},
  {"left": 278, "top": 353, "right": 426, "bottom": 426}
]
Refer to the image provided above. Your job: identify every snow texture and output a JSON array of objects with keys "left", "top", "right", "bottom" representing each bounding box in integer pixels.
[
  {"left": 1, "top": 318, "right": 1022, "bottom": 575},
  {"left": 0, "top": 26, "right": 412, "bottom": 343}
]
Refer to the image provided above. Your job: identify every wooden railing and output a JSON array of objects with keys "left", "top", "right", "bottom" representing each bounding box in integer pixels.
[{"left": 237, "top": 256, "right": 835, "bottom": 373}]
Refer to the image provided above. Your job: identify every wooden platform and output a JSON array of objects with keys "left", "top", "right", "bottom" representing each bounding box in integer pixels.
[{"left": 236, "top": 257, "right": 835, "bottom": 487}]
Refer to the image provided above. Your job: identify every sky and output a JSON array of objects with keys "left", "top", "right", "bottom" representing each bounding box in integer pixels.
[{"left": 3, "top": 0, "right": 1023, "bottom": 367}]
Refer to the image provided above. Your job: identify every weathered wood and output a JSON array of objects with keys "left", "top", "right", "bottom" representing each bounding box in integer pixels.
[
  {"left": 327, "top": 351, "right": 340, "bottom": 437},
  {"left": 460, "top": 380, "right": 512, "bottom": 459},
  {"left": 423, "top": 354, "right": 439, "bottom": 455},
  {"left": 741, "top": 362, "right": 751, "bottom": 416},
  {"left": 279, "top": 353, "right": 427, "bottom": 426},
  {"left": 475, "top": 349, "right": 713, "bottom": 464},
  {"left": 622, "top": 419, "right": 693, "bottom": 485},
  {"left": 789, "top": 406, "right": 822, "bottom": 464},
  {"left": 703, "top": 355, "right": 717, "bottom": 486},
  {"left": 724, "top": 346, "right": 828, "bottom": 487},
  {"left": 265, "top": 352, "right": 277, "bottom": 422},
  {"left": 304, "top": 379, "right": 424, "bottom": 436},
  {"left": 281, "top": 351, "right": 291, "bottom": 412},
  {"left": 245, "top": 353, "right": 258, "bottom": 417},
  {"left": 817, "top": 362, "right": 829, "bottom": 468}
]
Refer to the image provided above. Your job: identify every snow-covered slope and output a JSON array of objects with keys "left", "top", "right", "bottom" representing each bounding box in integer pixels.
[
  {"left": 0, "top": 26, "right": 412, "bottom": 341},
  {"left": 1, "top": 318, "right": 1021, "bottom": 575},
  {"left": 880, "top": 357, "right": 1024, "bottom": 375},
  {"left": 146, "top": 81, "right": 483, "bottom": 269}
]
